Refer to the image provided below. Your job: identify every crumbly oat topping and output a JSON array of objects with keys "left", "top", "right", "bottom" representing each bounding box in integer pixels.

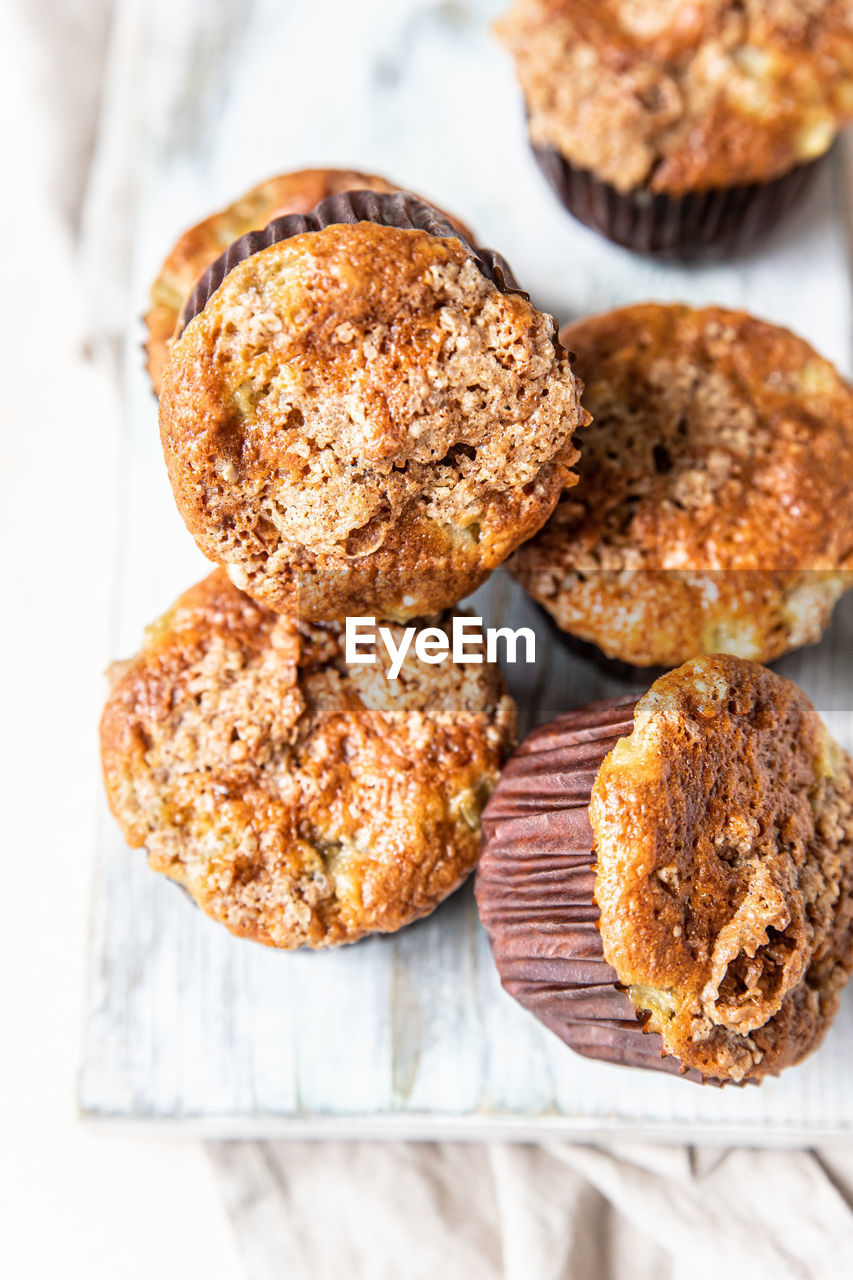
[
  {"left": 160, "top": 222, "right": 583, "bottom": 622},
  {"left": 100, "top": 572, "right": 517, "bottom": 949},
  {"left": 511, "top": 304, "right": 853, "bottom": 666},
  {"left": 591, "top": 656, "right": 853, "bottom": 1082},
  {"left": 498, "top": 0, "right": 853, "bottom": 193},
  {"left": 144, "top": 169, "right": 405, "bottom": 395}
]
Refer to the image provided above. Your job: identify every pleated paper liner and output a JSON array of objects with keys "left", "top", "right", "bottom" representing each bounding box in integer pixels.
[
  {"left": 179, "top": 189, "right": 526, "bottom": 332},
  {"left": 531, "top": 144, "right": 825, "bottom": 260},
  {"left": 475, "top": 695, "right": 725, "bottom": 1085}
]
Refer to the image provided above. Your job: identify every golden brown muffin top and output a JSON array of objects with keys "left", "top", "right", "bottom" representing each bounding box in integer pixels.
[
  {"left": 511, "top": 304, "right": 853, "bottom": 666},
  {"left": 559, "top": 304, "right": 853, "bottom": 572},
  {"left": 159, "top": 218, "right": 583, "bottom": 621},
  {"left": 590, "top": 655, "right": 853, "bottom": 1081},
  {"left": 144, "top": 169, "right": 417, "bottom": 394},
  {"left": 498, "top": 0, "right": 853, "bottom": 192},
  {"left": 101, "top": 572, "right": 517, "bottom": 949}
]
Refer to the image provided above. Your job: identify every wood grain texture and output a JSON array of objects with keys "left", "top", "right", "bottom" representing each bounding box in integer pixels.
[{"left": 79, "top": 0, "right": 853, "bottom": 1140}]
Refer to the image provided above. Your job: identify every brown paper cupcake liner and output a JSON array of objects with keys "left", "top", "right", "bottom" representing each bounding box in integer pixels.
[
  {"left": 531, "top": 144, "right": 825, "bottom": 259},
  {"left": 179, "top": 190, "right": 524, "bottom": 332},
  {"left": 476, "top": 695, "right": 721, "bottom": 1083}
]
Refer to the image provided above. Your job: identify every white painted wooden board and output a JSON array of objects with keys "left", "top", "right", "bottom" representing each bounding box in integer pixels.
[{"left": 80, "top": 0, "right": 853, "bottom": 1141}]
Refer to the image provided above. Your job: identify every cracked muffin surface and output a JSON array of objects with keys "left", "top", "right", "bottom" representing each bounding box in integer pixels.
[
  {"left": 512, "top": 303, "right": 853, "bottom": 667},
  {"left": 160, "top": 215, "right": 583, "bottom": 622},
  {"left": 144, "top": 168, "right": 408, "bottom": 394},
  {"left": 591, "top": 656, "right": 853, "bottom": 1082},
  {"left": 497, "top": 0, "right": 853, "bottom": 195},
  {"left": 100, "top": 572, "right": 517, "bottom": 949}
]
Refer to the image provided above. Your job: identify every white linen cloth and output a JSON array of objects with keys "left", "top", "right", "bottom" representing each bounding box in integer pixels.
[
  {"left": 6, "top": 3, "right": 853, "bottom": 1277},
  {"left": 209, "top": 1140, "right": 853, "bottom": 1279}
]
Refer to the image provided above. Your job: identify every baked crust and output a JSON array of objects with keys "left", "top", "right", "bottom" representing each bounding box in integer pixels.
[
  {"left": 160, "top": 221, "right": 583, "bottom": 622},
  {"left": 144, "top": 169, "right": 425, "bottom": 395},
  {"left": 512, "top": 304, "right": 853, "bottom": 666},
  {"left": 591, "top": 656, "right": 853, "bottom": 1082},
  {"left": 100, "top": 571, "right": 517, "bottom": 949},
  {"left": 497, "top": 0, "right": 853, "bottom": 193}
]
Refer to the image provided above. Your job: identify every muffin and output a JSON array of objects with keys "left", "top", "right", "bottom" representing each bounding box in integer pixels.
[
  {"left": 496, "top": 1, "right": 853, "bottom": 255},
  {"left": 512, "top": 304, "right": 853, "bottom": 668},
  {"left": 159, "top": 189, "right": 585, "bottom": 623},
  {"left": 101, "top": 571, "right": 516, "bottom": 949},
  {"left": 144, "top": 168, "right": 411, "bottom": 394},
  {"left": 476, "top": 655, "right": 853, "bottom": 1084}
]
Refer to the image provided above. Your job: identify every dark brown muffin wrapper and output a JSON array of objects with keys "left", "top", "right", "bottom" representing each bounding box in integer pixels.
[
  {"left": 476, "top": 695, "right": 723, "bottom": 1084},
  {"left": 179, "top": 190, "right": 524, "bottom": 332},
  {"left": 531, "top": 144, "right": 825, "bottom": 259}
]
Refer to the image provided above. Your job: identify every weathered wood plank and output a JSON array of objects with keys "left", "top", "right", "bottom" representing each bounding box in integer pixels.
[{"left": 80, "top": 0, "right": 853, "bottom": 1139}]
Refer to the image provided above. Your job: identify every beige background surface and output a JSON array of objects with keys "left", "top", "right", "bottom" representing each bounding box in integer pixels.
[{"left": 0, "top": 2, "right": 240, "bottom": 1274}]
